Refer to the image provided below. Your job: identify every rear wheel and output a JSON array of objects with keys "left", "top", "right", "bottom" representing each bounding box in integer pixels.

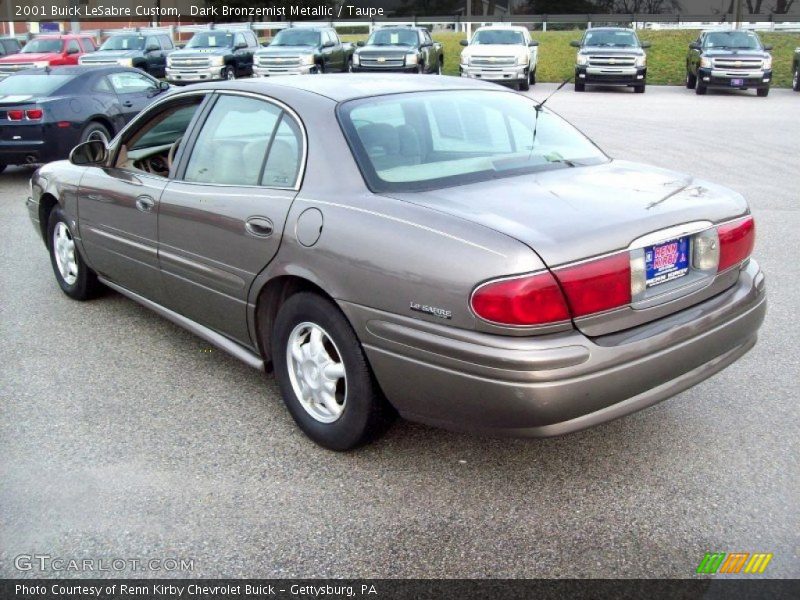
[
  {"left": 272, "top": 292, "right": 395, "bottom": 450},
  {"left": 686, "top": 70, "right": 697, "bottom": 89},
  {"left": 575, "top": 82, "right": 585, "bottom": 92},
  {"left": 47, "top": 206, "right": 103, "bottom": 300},
  {"left": 757, "top": 87, "right": 769, "bottom": 97},
  {"left": 80, "top": 121, "right": 110, "bottom": 146}
]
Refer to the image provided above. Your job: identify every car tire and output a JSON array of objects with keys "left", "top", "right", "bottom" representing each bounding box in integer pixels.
[
  {"left": 757, "top": 87, "right": 769, "bottom": 97},
  {"left": 80, "top": 121, "right": 111, "bottom": 146},
  {"left": 529, "top": 67, "right": 536, "bottom": 85},
  {"left": 417, "top": 62, "right": 424, "bottom": 74},
  {"left": 686, "top": 70, "right": 697, "bottom": 89},
  {"left": 436, "top": 59, "right": 443, "bottom": 75},
  {"left": 575, "top": 82, "right": 585, "bottom": 92},
  {"left": 317, "top": 62, "right": 326, "bottom": 74},
  {"left": 344, "top": 56, "right": 353, "bottom": 72},
  {"left": 0, "top": 163, "right": 6, "bottom": 174},
  {"left": 518, "top": 77, "right": 530, "bottom": 92},
  {"left": 223, "top": 66, "right": 236, "bottom": 80},
  {"left": 272, "top": 292, "right": 395, "bottom": 451},
  {"left": 634, "top": 84, "right": 645, "bottom": 93},
  {"left": 47, "top": 206, "right": 103, "bottom": 300},
  {"left": 793, "top": 68, "right": 800, "bottom": 92},
  {"left": 695, "top": 81, "right": 707, "bottom": 95}
]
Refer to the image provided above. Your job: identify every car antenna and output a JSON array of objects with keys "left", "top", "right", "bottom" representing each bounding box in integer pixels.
[{"left": 529, "top": 77, "right": 572, "bottom": 161}]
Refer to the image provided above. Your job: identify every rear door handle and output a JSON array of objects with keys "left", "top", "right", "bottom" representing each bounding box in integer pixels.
[
  {"left": 122, "top": 100, "right": 133, "bottom": 108},
  {"left": 245, "top": 216, "right": 273, "bottom": 237},
  {"left": 135, "top": 195, "right": 155, "bottom": 212}
]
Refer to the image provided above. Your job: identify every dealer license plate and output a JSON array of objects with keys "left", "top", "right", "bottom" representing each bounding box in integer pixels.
[
  {"left": 645, "top": 237, "right": 690, "bottom": 289},
  {"left": 731, "top": 78, "right": 744, "bottom": 86}
]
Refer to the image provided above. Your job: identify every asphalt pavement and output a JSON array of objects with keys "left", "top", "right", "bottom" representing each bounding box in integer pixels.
[{"left": 0, "top": 83, "right": 798, "bottom": 578}]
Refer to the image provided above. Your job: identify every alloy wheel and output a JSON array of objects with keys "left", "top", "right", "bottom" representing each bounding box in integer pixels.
[
  {"left": 53, "top": 222, "right": 78, "bottom": 285},
  {"left": 286, "top": 321, "right": 347, "bottom": 423}
]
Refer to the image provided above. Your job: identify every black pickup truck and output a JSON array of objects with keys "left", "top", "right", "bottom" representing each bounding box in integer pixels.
[
  {"left": 353, "top": 26, "right": 444, "bottom": 74},
  {"left": 253, "top": 27, "right": 355, "bottom": 76},
  {"left": 165, "top": 28, "right": 259, "bottom": 84},
  {"left": 79, "top": 32, "right": 174, "bottom": 78},
  {"left": 686, "top": 30, "right": 773, "bottom": 97},
  {"left": 0, "top": 37, "right": 22, "bottom": 58},
  {"left": 793, "top": 47, "right": 799, "bottom": 92}
]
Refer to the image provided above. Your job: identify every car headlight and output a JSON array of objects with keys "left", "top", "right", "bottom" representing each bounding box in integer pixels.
[
  {"left": 209, "top": 56, "right": 225, "bottom": 67},
  {"left": 763, "top": 56, "right": 772, "bottom": 70},
  {"left": 576, "top": 54, "right": 588, "bottom": 66},
  {"left": 405, "top": 53, "right": 418, "bottom": 66},
  {"left": 517, "top": 54, "right": 528, "bottom": 66},
  {"left": 700, "top": 56, "right": 712, "bottom": 68},
  {"left": 301, "top": 54, "right": 315, "bottom": 66},
  {"left": 353, "top": 53, "right": 360, "bottom": 66},
  {"left": 33, "top": 61, "right": 49, "bottom": 68},
  {"left": 635, "top": 55, "right": 646, "bottom": 67},
  {"left": 117, "top": 58, "right": 133, "bottom": 67},
  {"left": 167, "top": 57, "right": 173, "bottom": 67}
]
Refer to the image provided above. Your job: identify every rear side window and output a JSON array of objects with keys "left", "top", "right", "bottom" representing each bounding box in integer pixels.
[{"left": 108, "top": 71, "right": 157, "bottom": 94}]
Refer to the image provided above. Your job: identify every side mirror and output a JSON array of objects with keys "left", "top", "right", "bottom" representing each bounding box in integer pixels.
[
  {"left": 158, "top": 80, "right": 170, "bottom": 91},
  {"left": 459, "top": 39, "right": 468, "bottom": 47},
  {"left": 69, "top": 140, "right": 108, "bottom": 166},
  {"left": 146, "top": 44, "right": 160, "bottom": 52},
  {"left": 570, "top": 40, "right": 581, "bottom": 48},
  {"left": 689, "top": 42, "right": 700, "bottom": 50},
  {"left": 356, "top": 41, "right": 365, "bottom": 47},
  {"left": 529, "top": 40, "right": 539, "bottom": 47},
  {"left": 323, "top": 40, "right": 335, "bottom": 48},
  {"left": 67, "top": 46, "right": 80, "bottom": 55},
  {"left": 235, "top": 42, "right": 247, "bottom": 50},
  {"left": 176, "top": 43, "right": 185, "bottom": 49},
  {"left": 641, "top": 41, "right": 652, "bottom": 49},
  {"left": 763, "top": 44, "right": 773, "bottom": 51}
]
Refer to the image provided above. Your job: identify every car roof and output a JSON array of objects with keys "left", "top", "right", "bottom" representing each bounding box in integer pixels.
[
  {"left": 585, "top": 27, "right": 635, "bottom": 32},
  {"left": 33, "top": 34, "right": 92, "bottom": 39},
  {"left": 190, "top": 74, "right": 510, "bottom": 102},
  {"left": 475, "top": 25, "right": 527, "bottom": 30}
]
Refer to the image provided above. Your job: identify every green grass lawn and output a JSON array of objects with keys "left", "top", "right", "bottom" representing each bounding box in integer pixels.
[{"left": 344, "top": 29, "right": 800, "bottom": 88}]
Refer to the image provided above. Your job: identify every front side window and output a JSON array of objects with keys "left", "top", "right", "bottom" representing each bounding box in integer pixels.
[
  {"left": 108, "top": 71, "right": 157, "bottom": 94},
  {"left": 339, "top": 90, "right": 607, "bottom": 193},
  {"left": 471, "top": 30, "right": 524, "bottom": 46},
  {"left": 160, "top": 35, "right": 174, "bottom": 50},
  {"left": 234, "top": 33, "right": 246, "bottom": 48},
  {"left": 80, "top": 38, "right": 95, "bottom": 52},
  {"left": 21, "top": 39, "right": 63, "bottom": 53},
  {"left": 183, "top": 94, "right": 303, "bottom": 188},
  {"left": 66, "top": 40, "right": 80, "bottom": 54}
]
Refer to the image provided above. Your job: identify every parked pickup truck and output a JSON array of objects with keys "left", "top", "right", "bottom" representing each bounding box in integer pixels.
[
  {"left": 166, "top": 28, "right": 258, "bottom": 84},
  {"left": 792, "top": 47, "right": 799, "bottom": 92},
  {"left": 686, "top": 30, "right": 773, "bottom": 97},
  {"left": 253, "top": 27, "right": 354, "bottom": 76},
  {"left": 0, "top": 37, "right": 22, "bottom": 59},
  {"left": 459, "top": 25, "right": 538, "bottom": 91},
  {"left": 79, "top": 32, "right": 174, "bottom": 78},
  {"left": 353, "top": 26, "right": 443, "bottom": 74},
  {"left": 570, "top": 27, "right": 650, "bottom": 93},
  {"left": 0, "top": 34, "right": 96, "bottom": 80}
]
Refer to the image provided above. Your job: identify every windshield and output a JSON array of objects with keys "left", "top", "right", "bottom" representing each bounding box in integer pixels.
[
  {"left": 100, "top": 35, "right": 145, "bottom": 51},
  {"left": 704, "top": 31, "right": 762, "bottom": 50},
  {"left": 367, "top": 29, "right": 419, "bottom": 47},
  {"left": 0, "top": 74, "right": 72, "bottom": 95},
  {"left": 186, "top": 32, "right": 233, "bottom": 49},
  {"left": 271, "top": 30, "right": 321, "bottom": 47},
  {"left": 583, "top": 30, "right": 639, "bottom": 47},
  {"left": 471, "top": 30, "right": 525, "bottom": 45},
  {"left": 21, "top": 39, "right": 63, "bottom": 54},
  {"left": 339, "top": 91, "right": 607, "bottom": 193}
]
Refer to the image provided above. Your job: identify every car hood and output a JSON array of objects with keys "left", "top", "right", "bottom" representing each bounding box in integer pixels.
[
  {"left": 580, "top": 45, "right": 644, "bottom": 55},
  {"left": 258, "top": 45, "right": 319, "bottom": 55},
  {"left": 701, "top": 48, "right": 770, "bottom": 58},
  {"left": 387, "top": 160, "right": 749, "bottom": 267},
  {"left": 85, "top": 49, "right": 140, "bottom": 59},
  {"left": 0, "top": 53, "right": 59, "bottom": 63},
  {"left": 171, "top": 47, "right": 231, "bottom": 57}
]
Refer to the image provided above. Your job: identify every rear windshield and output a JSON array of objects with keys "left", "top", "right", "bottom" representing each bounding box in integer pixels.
[
  {"left": 471, "top": 30, "right": 525, "bottom": 45},
  {"left": 367, "top": 29, "right": 418, "bottom": 47},
  {"left": 187, "top": 32, "right": 233, "bottom": 49},
  {"left": 0, "top": 74, "right": 73, "bottom": 95},
  {"left": 338, "top": 90, "right": 607, "bottom": 193},
  {"left": 21, "top": 39, "right": 63, "bottom": 53},
  {"left": 271, "top": 29, "right": 321, "bottom": 47},
  {"left": 583, "top": 30, "right": 639, "bottom": 47},
  {"left": 100, "top": 35, "right": 145, "bottom": 51}
]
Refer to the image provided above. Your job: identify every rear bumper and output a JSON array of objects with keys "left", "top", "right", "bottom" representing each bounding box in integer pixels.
[
  {"left": 0, "top": 139, "right": 60, "bottom": 165},
  {"left": 576, "top": 65, "right": 647, "bottom": 85},
  {"left": 343, "top": 260, "right": 765, "bottom": 437},
  {"left": 698, "top": 67, "right": 772, "bottom": 89}
]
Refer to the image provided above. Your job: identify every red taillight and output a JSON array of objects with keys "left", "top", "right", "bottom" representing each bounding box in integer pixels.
[
  {"left": 7, "top": 109, "right": 23, "bottom": 121},
  {"left": 25, "top": 108, "right": 43, "bottom": 120},
  {"left": 554, "top": 253, "right": 631, "bottom": 318},
  {"left": 717, "top": 216, "right": 755, "bottom": 272},
  {"left": 471, "top": 271, "right": 570, "bottom": 326}
]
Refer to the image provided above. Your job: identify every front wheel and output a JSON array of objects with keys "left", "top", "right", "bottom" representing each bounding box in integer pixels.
[
  {"left": 436, "top": 59, "right": 443, "bottom": 75},
  {"left": 272, "top": 292, "right": 395, "bottom": 450},
  {"left": 793, "top": 68, "right": 800, "bottom": 92},
  {"left": 344, "top": 56, "right": 353, "bottom": 72},
  {"left": 47, "top": 207, "right": 103, "bottom": 300},
  {"left": 757, "top": 87, "right": 769, "bottom": 97},
  {"left": 575, "top": 82, "right": 585, "bottom": 92},
  {"left": 634, "top": 84, "right": 645, "bottom": 93},
  {"left": 518, "top": 77, "right": 530, "bottom": 92},
  {"left": 223, "top": 66, "right": 236, "bottom": 80},
  {"left": 0, "top": 163, "right": 6, "bottom": 174},
  {"left": 529, "top": 67, "right": 536, "bottom": 85},
  {"left": 695, "top": 81, "right": 707, "bottom": 95},
  {"left": 686, "top": 70, "right": 697, "bottom": 89}
]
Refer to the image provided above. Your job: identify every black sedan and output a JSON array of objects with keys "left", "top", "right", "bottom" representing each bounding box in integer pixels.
[{"left": 0, "top": 65, "right": 169, "bottom": 173}]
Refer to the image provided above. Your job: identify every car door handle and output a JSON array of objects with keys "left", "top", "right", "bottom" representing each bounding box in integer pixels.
[
  {"left": 135, "top": 195, "right": 155, "bottom": 212},
  {"left": 122, "top": 100, "right": 133, "bottom": 107},
  {"left": 245, "top": 216, "right": 273, "bottom": 237}
]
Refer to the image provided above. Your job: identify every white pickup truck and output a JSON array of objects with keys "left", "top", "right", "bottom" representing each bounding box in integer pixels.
[{"left": 459, "top": 25, "right": 538, "bottom": 91}]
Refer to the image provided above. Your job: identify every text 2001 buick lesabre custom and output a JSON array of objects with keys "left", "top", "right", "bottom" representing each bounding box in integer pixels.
[{"left": 27, "top": 75, "right": 765, "bottom": 450}]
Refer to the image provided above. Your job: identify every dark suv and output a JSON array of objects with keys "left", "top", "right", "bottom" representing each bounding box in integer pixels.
[
  {"left": 354, "top": 26, "right": 444, "bottom": 74},
  {"left": 0, "top": 37, "right": 22, "bottom": 58},
  {"left": 166, "top": 29, "right": 258, "bottom": 84},
  {"left": 79, "top": 32, "right": 174, "bottom": 78},
  {"left": 686, "top": 30, "right": 773, "bottom": 97}
]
